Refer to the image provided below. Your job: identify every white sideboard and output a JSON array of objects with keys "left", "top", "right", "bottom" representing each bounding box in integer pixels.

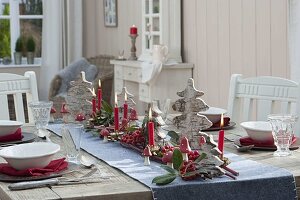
[{"left": 110, "top": 60, "right": 193, "bottom": 112}]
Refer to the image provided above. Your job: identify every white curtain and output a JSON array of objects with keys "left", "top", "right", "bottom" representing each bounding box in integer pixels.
[{"left": 40, "top": 0, "right": 82, "bottom": 100}]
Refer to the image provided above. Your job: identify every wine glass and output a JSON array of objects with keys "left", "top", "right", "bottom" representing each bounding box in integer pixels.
[{"left": 29, "top": 101, "right": 53, "bottom": 141}]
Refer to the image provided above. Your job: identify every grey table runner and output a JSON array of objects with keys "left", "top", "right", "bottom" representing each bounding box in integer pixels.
[{"left": 48, "top": 124, "right": 297, "bottom": 200}]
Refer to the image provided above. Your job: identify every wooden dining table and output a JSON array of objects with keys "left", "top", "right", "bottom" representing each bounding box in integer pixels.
[{"left": 0, "top": 125, "right": 299, "bottom": 200}]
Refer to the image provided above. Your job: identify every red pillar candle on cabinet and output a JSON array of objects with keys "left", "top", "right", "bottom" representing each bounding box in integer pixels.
[
  {"left": 218, "top": 113, "right": 225, "bottom": 155},
  {"left": 148, "top": 108, "right": 155, "bottom": 146},
  {"left": 97, "top": 80, "right": 102, "bottom": 111},
  {"left": 130, "top": 25, "right": 138, "bottom": 35},
  {"left": 114, "top": 93, "right": 119, "bottom": 132},
  {"left": 123, "top": 93, "right": 128, "bottom": 119}
]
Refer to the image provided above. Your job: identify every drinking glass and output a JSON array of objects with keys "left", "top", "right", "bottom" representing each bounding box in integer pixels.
[
  {"left": 61, "top": 123, "right": 83, "bottom": 164},
  {"left": 268, "top": 114, "right": 298, "bottom": 157},
  {"left": 29, "top": 101, "right": 53, "bottom": 140}
]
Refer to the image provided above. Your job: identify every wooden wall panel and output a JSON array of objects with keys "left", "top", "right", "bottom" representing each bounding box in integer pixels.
[
  {"left": 182, "top": 0, "right": 197, "bottom": 86},
  {"left": 271, "top": 0, "right": 288, "bottom": 77},
  {"left": 218, "top": 0, "right": 231, "bottom": 107},
  {"left": 206, "top": 0, "right": 219, "bottom": 106},
  {"left": 83, "top": 0, "right": 289, "bottom": 110},
  {"left": 195, "top": 0, "right": 208, "bottom": 99},
  {"left": 229, "top": 0, "right": 243, "bottom": 74},
  {"left": 242, "top": 0, "right": 256, "bottom": 77},
  {"left": 83, "top": 0, "right": 142, "bottom": 58},
  {"left": 182, "top": 0, "right": 289, "bottom": 109},
  {"left": 256, "top": 0, "right": 271, "bottom": 76}
]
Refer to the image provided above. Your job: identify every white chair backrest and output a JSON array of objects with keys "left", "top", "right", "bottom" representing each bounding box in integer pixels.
[
  {"left": 0, "top": 71, "right": 39, "bottom": 123},
  {"left": 227, "top": 74, "right": 300, "bottom": 136}
]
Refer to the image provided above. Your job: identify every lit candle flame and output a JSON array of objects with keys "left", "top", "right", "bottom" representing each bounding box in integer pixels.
[
  {"left": 220, "top": 113, "right": 224, "bottom": 128},
  {"left": 115, "top": 92, "right": 118, "bottom": 107},
  {"left": 124, "top": 93, "right": 127, "bottom": 101},
  {"left": 149, "top": 108, "right": 152, "bottom": 120},
  {"left": 98, "top": 79, "right": 101, "bottom": 87}
]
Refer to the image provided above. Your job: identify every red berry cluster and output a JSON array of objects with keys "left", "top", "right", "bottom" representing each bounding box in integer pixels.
[
  {"left": 160, "top": 145, "right": 175, "bottom": 154},
  {"left": 180, "top": 160, "right": 198, "bottom": 180},
  {"left": 188, "top": 150, "right": 200, "bottom": 161},
  {"left": 121, "top": 130, "right": 145, "bottom": 146}
]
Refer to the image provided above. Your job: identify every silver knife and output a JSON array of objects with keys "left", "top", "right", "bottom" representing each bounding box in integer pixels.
[{"left": 8, "top": 177, "right": 100, "bottom": 191}]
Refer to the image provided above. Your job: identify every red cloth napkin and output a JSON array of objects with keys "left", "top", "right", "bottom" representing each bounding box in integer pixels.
[
  {"left": 211, "top": 117, "right": 231, "bottom": 128},
  {"left": 0, "top": 128, "right": 23, "bottom": 142},
  {"left": 240, "top": 136, "right": 297, "bottom": 148},
  {"left": 0, "top": 158, "right": 68, "bottom": 177}
]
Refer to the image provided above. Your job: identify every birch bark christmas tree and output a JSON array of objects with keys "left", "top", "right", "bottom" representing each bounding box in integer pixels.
[
  {"left": 172, "top": 78, "right": 213, "bottom": 148},
  {"left": 65, "top": 71, "right": 94, "bottom": 119}
]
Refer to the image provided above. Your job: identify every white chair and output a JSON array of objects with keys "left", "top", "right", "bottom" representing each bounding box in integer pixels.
[
  {"left": 0, "top": 71, "right": 39, "bottom": 123},
  {"left": 227, "top": 74, "right": 300, "bottom": 136}
]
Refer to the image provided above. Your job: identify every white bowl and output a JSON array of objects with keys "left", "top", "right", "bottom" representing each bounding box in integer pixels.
[
  {"left": 240, "top": 121, "right": 273, "bottom": 142},
  {"left": 198, "top": 107, "right": 227, "bottom": 123},
  {"left": 0, "top": 120, "right": 23, "bottom": 137},
  {"left": 0, "top": 142, "right": 60, "bottom": 170}
]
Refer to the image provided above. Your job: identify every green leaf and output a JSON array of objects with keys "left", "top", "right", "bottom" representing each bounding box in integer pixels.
[
  {"left": 172, "top": 149, "right": 183, "bottom": 171},
  {"left": 169, "top": 140, "right": 178, "bottom": 147},
  {"left": 126, "top": 126, "right": 138, "bottom": 132},
  {"left": 167, "top": 131, "right": 180, "bottom": 145},
  {"left": 194, "top": 153, "right": 207, "bottom": 163},
  {"left": 152, "top": 173, "right": 177, "bottom": 185},
  {"left": 167, "top": 131, "right": 179, "bottom": 142},
  {"left": 102, "top": 100, "right": 113, "bottom": 114},
  {"left": 160, "top": 165, "right": 177, "bottom": 175}
]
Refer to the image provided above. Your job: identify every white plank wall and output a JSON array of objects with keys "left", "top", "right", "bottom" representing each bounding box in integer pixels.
[
  {"left": 182, "top": 0, "right": 289, "bottom": 109},
  {"left": 83, "top": 0, "right": 289, "bottom": 110},
  {"left": 83, "top": 0, "right": 142, "bottom": 58}
]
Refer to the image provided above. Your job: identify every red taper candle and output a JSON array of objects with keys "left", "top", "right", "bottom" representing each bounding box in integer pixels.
[
  {"left": 148, "top": 108, "right": 155, "bottom": 146},
  {"left": 97, "top": 80, "right": 102, "bottom": 111},
  {"left": 114, "top": 93, "right": 119, "bottom": 132},
  {"left": 123, "top": 93, "right": 128, "bottom": 119},
  {"left": 92, "top": 97, "right": 96, "bottom": 113},
  {"left": 218, "top": 113, "right": 225, "bottom": 155}
]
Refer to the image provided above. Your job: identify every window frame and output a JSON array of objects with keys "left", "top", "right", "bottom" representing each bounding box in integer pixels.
[{"left": 0, "top": 0, "right": 43, "bottom": 65}]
